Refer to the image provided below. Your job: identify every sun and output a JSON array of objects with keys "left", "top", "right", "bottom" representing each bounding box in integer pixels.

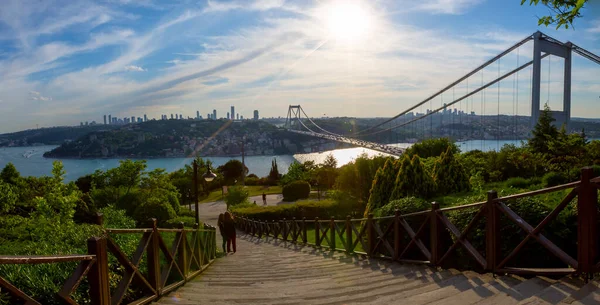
[{"left": 325, "top": 1, "right": 371, "bottom": 44}]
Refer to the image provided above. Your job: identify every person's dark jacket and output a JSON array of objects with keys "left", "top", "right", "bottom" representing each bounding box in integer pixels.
[{"left": 223, "top": 218, "right": 236, "bottom": 237}]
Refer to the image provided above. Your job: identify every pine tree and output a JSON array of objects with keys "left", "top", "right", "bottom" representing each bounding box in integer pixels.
[
  {"left": 433, "top": 147, "right": 470, "bottom": 195},
  {"left": 410, "top": 155, "right": 436, "bottom": 198},
  {"left": 365, "top": 159, "right": 397, "bottom": 216},
  {"left": 390, "top": 154, "right": 412, "bottom": 200},
  {"left": 268, "top": 158, "right": 280, "bottom": 183},
  {"left": 529, "top": 104, "right": 558, "bottom": 154}
]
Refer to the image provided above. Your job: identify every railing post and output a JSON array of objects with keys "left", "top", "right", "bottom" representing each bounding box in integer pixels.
[
  {"left": 147, "top": 218, "right": 161, "bottom": 297},
  {"left": 292, "top": 217, "right": 297, "bottom": 243},
  {"left": 367, "top": 214, "right": 375, "bottom": 257},
  {"left": 272, "top": 220, "right": 277, "bottom": 238},
  {"left": 315, "top": 217, "right": 321, "bottom": 247},
  {"left": 177, "top": 223, "right": 188, "bottom": 280},
  {"left": 87, "top": 237, "right": 110, "bottom": 305},
  {"left": 485, "top": 191, "right": 499, "bottom": 273},
  {"left": 430, "top": 202, "right": 441, "bottom": 266},
  {"left": 302, "top": 217, "right": 307, "bottom": 244},
  {"left": 282, "top": 218, "right": 288, "bottom": 242},
  {"left": 95, "top": 212, "right": 104, "bottom": 226},
  {"left": 346, "top": 215, "right": 352, "bottom": 253},
  {"left": 393, "top": 209, "right": 400, "bottom": 261},
  {"left": 330, "top": 217, "right": 336, "bottom": 250},
  {"left": 578, "top": 167, "right": 597, "bottom": 278}
]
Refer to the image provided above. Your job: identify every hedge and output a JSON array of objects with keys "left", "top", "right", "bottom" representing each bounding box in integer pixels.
[
  {"left": 232, "top": 198, "right": 362, "bottom": 221},
  {"left": 282, "top": 180, "right": 311, "bottom": 202}
]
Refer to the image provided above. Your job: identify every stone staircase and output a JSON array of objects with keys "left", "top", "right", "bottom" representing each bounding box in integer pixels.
[{"left": 156, "top": 234, "right": 600, "bottom": 305}]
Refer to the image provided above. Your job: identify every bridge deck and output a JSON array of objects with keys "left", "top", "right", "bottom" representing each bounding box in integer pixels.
[{"left": 157, "top": 201, "right": 599, "bottom": 305}]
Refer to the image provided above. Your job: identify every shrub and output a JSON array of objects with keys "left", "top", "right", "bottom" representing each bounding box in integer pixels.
[
  {"left": 365, "top": 159, "right": 398, "bottom": 217},
  {"left": 99, "top": 206, "right": 136, "bottom": 229},
  {"left": 232, "top": 198, "right": 362, "bottom": 220},
  {"left": 391, "top": 155, "right": 435, "bottom": 200},
  {"left": 164, "top": 216, "right": 198, "bottom": 228},
  {"left": 282, "top": 180, "right": 311, "bottom": 202},
  {"left": 505, "top": 177, "right": 533, "bottom": 189},
  {"left": 374, "top": 197, "right": 430, "bottom": 217},
  {"left": 225, "top": 186, "right": 249, "bottom": 208},
  {"left": 133, "top": 198, "right": 176, "bottom": 225},
  {"left": 245, "top": 177, "right": 260, "bottom": 186},
  {"left": 405, "top": 138, "right": 459, "bottom": 158},
  {"left": 543, "top": 171, "right": 568, "bottom": 187},
  {"left": 433, "top": 147, "right": 470, "bottom": 195},
  {"left": 177, "top": 208, "right": 195, "bottom": 218}
]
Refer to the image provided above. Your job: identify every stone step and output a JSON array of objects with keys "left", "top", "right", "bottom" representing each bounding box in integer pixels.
[
  {"left": 517, "top": 276, "right": 586, "bottom": 305},
  {"left": 427, "top": 274, "right": 526, "bottom": 305},
  {"left": 475, "top": 277, "right": 557, "bottom": 305}
]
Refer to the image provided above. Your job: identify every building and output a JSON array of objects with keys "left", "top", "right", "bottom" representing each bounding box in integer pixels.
[
  {"left": 253, "top": 110, "right": 259, "bottom": 120},
  {"left": 80, "top": 122, "right": 83, "bottom": 126},
  {"left": 207, "top": 113, "right": 211, "bottom": 120},
  {"left": 231, "top": 106, "right": 235, "bottom": 122},
  {"left": 144, "top": 114, "right": 147, "bottom": 122},
  {"left": 108, "top": 115, "right": 112, "bottom": 125},
  {"left": 103, "top": 115, "right": 107, "bottom": 125},
  {"left": 213, "top": 109, "right": 217, "bottom": 120},
  {"left": 241, "top": 115, "right": 244, "bottom": 120},
  {"left": 196, "top": 111, "right": 200, "bottom": 119},
  {"left": 131, "top": 116, "right": 135, "bottom": 123},
  {"left": 179, "top": 114, "right": 183, "bottom": 120},
  {"left": 171, "top": 114, "right": 174, "bottom": 119},
  {"left": 236, "top": 113, "right": 239, "bottom": 120}
]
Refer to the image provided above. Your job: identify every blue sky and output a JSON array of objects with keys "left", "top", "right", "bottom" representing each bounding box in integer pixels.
[{"left": 0, "top": 0, "right": 599, "bottom": 133}]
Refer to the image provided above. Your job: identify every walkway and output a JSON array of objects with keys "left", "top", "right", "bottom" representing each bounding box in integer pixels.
[{"left": 157, "top": 201, "right": 600, "bottom": 305}]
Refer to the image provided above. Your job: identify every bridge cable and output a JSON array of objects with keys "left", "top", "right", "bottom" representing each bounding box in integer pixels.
[
  {"left": 350, "top": 34, "right": 535, "bottom": 136},
  {"left": 299, "top": 107, "right": 342, "bottom": 137},
  {"left": 497, "top": 57, "right": 501, "bottom": 146}
]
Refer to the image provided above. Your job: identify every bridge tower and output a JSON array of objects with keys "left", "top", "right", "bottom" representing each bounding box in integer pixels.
[
  {"left": 285, "top": 105, "right": 302, "bottom": 130},
  {"left": 531, "top": 31, "right": 573, "bottom": 128}
]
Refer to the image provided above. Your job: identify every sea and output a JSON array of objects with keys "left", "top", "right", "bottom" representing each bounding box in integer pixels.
[{"left": 0, "top": 140, "right": 526, "bottom": 182}]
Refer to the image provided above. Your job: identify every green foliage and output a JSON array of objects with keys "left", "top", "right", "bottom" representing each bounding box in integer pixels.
[
  {"left": 225, "top": 186, "right": 250, "bottom": 208},
  {"left": 322, "top": 154, "right": 338, "bottom": 168},
  {"left": 433, "top": 147, "right": 470, "bottom": 195},
  {"left": 521, "top": 0, "right": 587, "bottom": 29},
  {"left": 164, "top": 216, "right": 198, "bottom": 228},
  {"left": 0, "top": 163, "right": 20, "bottom": 185},
  {"left": 529, "top": 104, "right": 558, "bottom": 155},
  {"left": 219, "top": 159, "right": 247, "bottom": 185},
  {"left": 133, "top": 197, "right": 176, "bottom": 225},
  {"left": 405, "top": 138, "right": 459, "bottom": 158},
  {"left": 0, "top": 181, "right": 17, "bottom": 214},
  {"left": 282, "top": 180, "right": 311, "bottom": 202},
  {"left": 366, "top": 159, "right": 398, "bottom": 217},
  {"left": 232, "top": 198, "right": 362, "bottom": 220},
  {"left": 280, "top": 161, "right": 312, "bottom": 185},
  {"left": 99, "top": 206, "right": 136, "bottom": 229},
  {"left": 335, "top": 154, "right": 388, "bottom": 203},
  {"left": 543, "top": 171, "right": 569, "bottom": 187},
  {"left": 374, "top": 197, "right": 430, "bottom": 217},
  {"left": 268, "top": 158, "right": 280, "bottom": 184},
  {"left": 391, "top": 155, "right": 435, "bottom": 200},
  {"left": 505, "top": 177, "right": 538, "bottom": 189}
]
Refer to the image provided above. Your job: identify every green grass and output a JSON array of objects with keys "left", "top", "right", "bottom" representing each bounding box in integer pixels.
[
  {"left": 265, "top": 223, "right": 366, "bottom": 253},
  {"left": 198, "top": 185, "right": 283, "bottom": 203}
]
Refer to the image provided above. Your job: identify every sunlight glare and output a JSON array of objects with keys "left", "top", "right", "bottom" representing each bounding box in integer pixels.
[{"left": 325, "top": 1, "right": 371, "bottom": 44}]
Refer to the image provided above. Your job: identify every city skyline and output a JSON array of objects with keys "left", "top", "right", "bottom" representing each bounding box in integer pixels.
[{"left": 0, "top": 0, "right": 599, "bottom": 133}]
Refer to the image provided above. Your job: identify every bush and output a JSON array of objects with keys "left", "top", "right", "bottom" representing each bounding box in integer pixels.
[
  {"left": 232, "top": 198, "right": 362, "bottom": 220},
  {"left": 177, "top": 208, "right": 195, "bottom": 218},
  {"left": 245, "top": 177, "right": 260, "bottom": 186},
  {"left": 374, "top": 197, "right": 430, "bottom": 217},
  {"left": 506, "top": 177, "right": 534, "bottom": 189},
  {"left": 99, "top": 206, "right": 136, "bottom": 228},
  {"left": 282, "top": 180, "right": 311, "bottom": 202},
  {"left": 433, "top": 147, "right": 470, "bottom": 195},
  {"left": 133, "top": 198, "right": 176, "bottom": 225},
  {"left": 164, "top": 216, "right": 198, "bottom": 228},
  {"left": 543, "top": 172, "right": 568, "bottom": 187},
  {"left": 405, "top": 138, "right": 459, "bottom": 158},
  {"left": 225, "top": 186, "right": 249, "bottom": 208}
]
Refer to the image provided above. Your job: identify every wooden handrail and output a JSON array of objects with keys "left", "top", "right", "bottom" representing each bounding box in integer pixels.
[{"left": 0, "top": 255, "right": 95, "bottom": 264}]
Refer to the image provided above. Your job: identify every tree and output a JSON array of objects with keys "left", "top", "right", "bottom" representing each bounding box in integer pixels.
[
  {"left": 405, "top": 138, "right": 459, "bottom": 158},
  {"left": 433, "top": 147, "right": 471, "bottom": 195},
  {"left": 365, "top": 159, "right": 398, "bottom": 217},
  {"left": 1, "top": 162, "right": 20, "bottom": 185},
  {"left": 281, "top": 161, "right": 312, "bottom": 185},
  {"left": 521, "top": 0, "right": 588, "bottom": 29},
  {"left": 268, "top": 158, "right": 280, "bottom": 184},
  {"left": 391, "top": 155, "right": 435, "bottom": 200},
  {"left": 322, "top": 154, "right": 338, "bottom": 168},
  {"left": 529, "top": 104, "right": 558, "bottom": 154},
  {"left": 219, "top": 159, "right": 247, "bottom": 185}
]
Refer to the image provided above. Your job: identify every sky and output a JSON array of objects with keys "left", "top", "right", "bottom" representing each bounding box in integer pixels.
[{"left": 0, "top": 0, "right": 599, "bottom": 133}]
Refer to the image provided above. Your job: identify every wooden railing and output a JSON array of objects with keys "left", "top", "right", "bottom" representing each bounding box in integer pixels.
[
  {"left": 236, "top": 167, "right": 599, "bottom": 278},
  {"left": 0, "top": 218, "right": 217, "bottom": 305}
]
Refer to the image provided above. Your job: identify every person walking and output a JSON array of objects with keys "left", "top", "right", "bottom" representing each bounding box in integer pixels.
[
  {"left": 262, "top": 192, "right": 267, "bottom": 205},
  {"left": 223, "top": 211, "right": 236, "bottom": 253},
  {"left": 217, "top": 213, "right": 227, "bottom": 253}
]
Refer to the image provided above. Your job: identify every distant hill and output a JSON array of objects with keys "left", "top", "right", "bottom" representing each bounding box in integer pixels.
[{"left": 0, "top": 125, "right": 119, "bottom": 147}]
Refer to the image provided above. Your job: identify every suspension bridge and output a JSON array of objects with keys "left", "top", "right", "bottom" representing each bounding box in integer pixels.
[{"left": 285, "top": 31, "right": 600, "bottom": 155}]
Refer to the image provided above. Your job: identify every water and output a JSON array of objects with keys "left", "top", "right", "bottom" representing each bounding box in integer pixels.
[{"left": 0, "top": 140, "right": 526, "bottom": 182}]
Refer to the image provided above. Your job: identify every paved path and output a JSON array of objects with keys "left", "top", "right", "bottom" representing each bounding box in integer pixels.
[{"left": 157, "top": 200, "right": 600, "bottom": 305}]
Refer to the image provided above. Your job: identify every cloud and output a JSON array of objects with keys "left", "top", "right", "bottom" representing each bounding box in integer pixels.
[
  {"left": 587, "top": 19, "right": 600, "bottom": 34},
  {"left": 124, "top": 65, "right": 146, "bottom": 72},
  {"left": 415, "top": 0, "right": 483, "bottom": 15},
  {"left": 203, "top": 0, "right": 287, "bottom": 13},
  {"left": 29, "top": 90, "right": 52, "bottom": 101}
]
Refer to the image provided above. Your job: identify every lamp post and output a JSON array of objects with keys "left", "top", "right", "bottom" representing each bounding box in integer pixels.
[{"left": 194, "top": 160, "right": 217, "bottom": 224}]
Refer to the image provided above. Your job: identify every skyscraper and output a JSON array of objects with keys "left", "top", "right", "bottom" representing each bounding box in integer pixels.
[
  {"left": 179, "top": 114, "right": 183, "bottom": 120},
  {"left": 236, "top": 113, "right": 239, "bottom": 120},
  {"left": 231, "top": 106, "right": 235, "bottom": 121},
  {"left": 253, "top": 110, "right": 259, "bottom": 120},
  {"left": 171, "top": 114, "right": 174, "bottom": 119},
  {"left": 196, "top": 111, "right": 200, "bottom": 119},
  {"left": 131, "top": 116, "right": 135, "bottom": 123},
  {"left": 227, "top": 112, "right": 230, "bottom": 120},
  {"left": 103, "top": 115, "right": 107, "bottom": 125},
  {"left": 213, "top": 109, "right": 217, "bottom": 120},
  {"left": 144, "top": 114, "right": 147, "bottom": 122},
  {"left": 108, "top": 115, "right": 112, "bottom": 125}
]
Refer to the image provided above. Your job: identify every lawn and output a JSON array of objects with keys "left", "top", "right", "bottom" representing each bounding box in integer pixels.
[{"left": 198, "top": 185, "right": 283, "bottom": 203}]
